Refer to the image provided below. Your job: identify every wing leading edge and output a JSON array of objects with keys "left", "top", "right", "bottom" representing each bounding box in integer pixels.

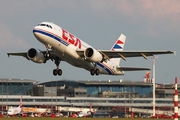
[{"left": 76, "top": 50, "right": 175, "bottom": 61}]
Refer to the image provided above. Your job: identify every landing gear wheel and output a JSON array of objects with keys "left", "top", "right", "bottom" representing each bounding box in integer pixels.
[
  {"left": 90, "top": 69, "right": 100, "bottom": 76},
  {"left": 95, "top": 69, "right": 100, "bottom": 75},
  {"left": 52, "top": 57, "right": 62, "bottom": 76},
  {"left": 53, "top": 69, "right": 58, "bottom": 76},
  {"left": 53, "top": 69, "right": 62, "bottom": 76},
  {"left": 90, "top": 69, "right": 95, "bottom": 75},
  {"left": 57, "top": 69, "right": 62, "bottom": 76}
]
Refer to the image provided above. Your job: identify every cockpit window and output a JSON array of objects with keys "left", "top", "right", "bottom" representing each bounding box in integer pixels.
[{"left": 38, "top": 24, "right": 52, "bottom": 29}]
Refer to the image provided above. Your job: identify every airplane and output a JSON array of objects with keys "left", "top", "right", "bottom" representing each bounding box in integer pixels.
[
  {"left": 7, "top": 22, "right": 175, "bottom": 76},
  {"left": 7, "top": 96, "right": 22, "bottom": 116},
  {"left": 78, "top": 111, "right": 92, "bottom": 118},
  {"left": 77, "top": 102, "right": 94, "bottom": 118}
]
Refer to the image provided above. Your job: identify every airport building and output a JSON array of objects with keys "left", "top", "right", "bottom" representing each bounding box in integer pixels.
[
  {"left": 0, "top": 79, "right": 38, "bottom": 95},
  {"left": 0, "top": 78, "right": 178, "bottom": 113},
  {"left": 33, "top": 80, "right": 153, "bottom": 98},
  {"left": 33, "top": 79, "right": 178, "bottom": 99}
]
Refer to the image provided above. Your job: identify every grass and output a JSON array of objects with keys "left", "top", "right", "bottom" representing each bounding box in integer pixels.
[{"left": 0, "top": 117, "right": 167, "bottom": 120}]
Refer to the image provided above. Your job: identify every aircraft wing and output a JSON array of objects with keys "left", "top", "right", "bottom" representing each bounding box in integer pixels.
[
  {"left": 117, "top": 66, "right": 150, "bottom": 71},
  {"left": 76, "top": 50, "right": 175, "bottom": 61},
  {"left": 7, "top": 52, "right": 28, "bottom": 59},
  {"left": 7, "top": 50, "right": 59, "bottom": 61}
]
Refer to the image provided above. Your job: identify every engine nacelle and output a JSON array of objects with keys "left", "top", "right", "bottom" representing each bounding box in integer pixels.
[
  {"left": 27, "top": 48, "right": 46, "bottom": 63},
  {"left": 84, "top": 47, "right": 103, "bottom": 62}
]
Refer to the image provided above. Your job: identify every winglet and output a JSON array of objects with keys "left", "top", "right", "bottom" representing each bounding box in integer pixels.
[
  {"left": 7, "top": 53, "right": 10, "bottom": 57},
  {"left": 174, "top": 51, "right": 177, "bottom": 56}
]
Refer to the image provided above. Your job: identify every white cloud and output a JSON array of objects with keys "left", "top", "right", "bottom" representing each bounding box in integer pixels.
[
  {"left": 86, "top": 0, "right": 180, "bottom": 20},
  {"left": 1, "top": 0, "right": 179, "bottom": 21}
]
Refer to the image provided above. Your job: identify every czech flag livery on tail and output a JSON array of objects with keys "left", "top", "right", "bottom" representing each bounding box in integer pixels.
[
  {"left": 111, "top": 34, "right": 126, "bottom": 65},
  {"left": 111, "top": 34, "right": 126, "bottom": 51}
]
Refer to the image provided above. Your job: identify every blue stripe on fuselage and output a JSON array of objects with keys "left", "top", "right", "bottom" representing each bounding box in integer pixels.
[
  {"left": 97, "top": 62, "right": 113, "bottom": 75},
  {"left": 33, "top": 29, "right": 69, "bottom": 46}
]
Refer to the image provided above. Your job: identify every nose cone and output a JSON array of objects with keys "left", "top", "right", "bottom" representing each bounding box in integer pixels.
[
  {"left": 7, "top": 111, "right": 12, "bottom": 115},
  {"left": 33, "top": 26, "right": 48, "bottom": 44},
  {"left": 33, "top": 26, "right": 45, "bottom": 42},
  {"left": 33, "top": 26, "right": 40, "bottom": 38}
]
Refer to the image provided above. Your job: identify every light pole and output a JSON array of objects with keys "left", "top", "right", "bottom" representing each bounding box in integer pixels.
[
  {"left": 152, "top": 56, "right": 158, "bottom": 116},
  {"left": 6, "top": 79, "right": 8, "bottom": 111},
  {"left": 1, "top": 80, "right": 3, "bottom": 113},
  {"left": 51, "top": 79, "right": 52, "bottom": 113},
  {"left": 56, "top": 80, "right": 57, "bottom": 112},
  {"left": 124, "top": 92, "right": 126, "bottom": 118}
]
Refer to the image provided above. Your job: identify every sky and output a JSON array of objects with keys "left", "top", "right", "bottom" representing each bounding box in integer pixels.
[{"left": 0, "top": 0, "right": 179, "bottom": 83}]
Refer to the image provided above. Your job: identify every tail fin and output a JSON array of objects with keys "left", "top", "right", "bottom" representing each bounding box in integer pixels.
[
  {"left": 90, "top": 102, "right": 92, "bottom": 112},
  {"left": 18, "top": 96, "right": 22, "bottom": 108},
  {"left": 111, "top": 34, "right": 126, "bottom": 65}
]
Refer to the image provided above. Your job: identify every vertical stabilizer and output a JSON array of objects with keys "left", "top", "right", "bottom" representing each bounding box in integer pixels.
[
  {"left": 90, "top": 102, "right": 92, "bottom": 112},
  {"left": 18, "top": 96, "right": 22, "bottom": 108},
  {"left": 111, "top": 34, "right": 126, "bottom": 65}
]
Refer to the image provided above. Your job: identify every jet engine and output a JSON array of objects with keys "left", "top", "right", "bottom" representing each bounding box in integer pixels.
[
  {"left": 84, "top": 47, "right": 103, "bottom": 62},
  {"left": 27, "top": 48, "right": 46, "bottom": 63}
]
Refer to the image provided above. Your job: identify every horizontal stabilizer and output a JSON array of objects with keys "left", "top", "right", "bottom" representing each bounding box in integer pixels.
[{"left": 117, "top": 66, "right": 150, "bottom": 71}]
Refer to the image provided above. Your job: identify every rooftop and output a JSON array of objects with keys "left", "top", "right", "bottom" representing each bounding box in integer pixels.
[{"left": 0, "top": 78, "right": 38, "bottom": 83}]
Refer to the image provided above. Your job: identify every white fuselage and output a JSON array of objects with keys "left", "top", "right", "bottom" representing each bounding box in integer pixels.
[
  {"left": 33, "top": 22, "right": 123, "bottom": 75},
  {"left": 78, "top": 111, "right": 91, "bottom": 117},
  {"left": 7, "top": 107, "right": 21, "bottom": 116}
]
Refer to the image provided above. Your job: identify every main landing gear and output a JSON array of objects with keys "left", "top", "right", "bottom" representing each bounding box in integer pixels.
[
  {"left": 90, "top": 62, "right": 100, "bottom": 76},
  {"left": 90, "top": 69, "right": 100, "bottom": 76},
  {"left": 53, "top": 57, "right": 62, "bottom": 76},
  {"left": 53, "top": 69, "right": 62, "bottom": 76}
]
